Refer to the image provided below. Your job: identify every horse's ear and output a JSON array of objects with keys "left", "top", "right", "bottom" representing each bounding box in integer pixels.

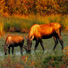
[{"left": 30, "top": 36, "right": 34, "bottom": 41}]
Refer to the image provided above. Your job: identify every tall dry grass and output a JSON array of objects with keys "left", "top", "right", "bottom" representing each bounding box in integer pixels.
[
  {"left": 0, "top": 14, "right": 68, "bottom": 32},
  {"left": 0, "top": 22, "right": 4, "bottom": 36}
]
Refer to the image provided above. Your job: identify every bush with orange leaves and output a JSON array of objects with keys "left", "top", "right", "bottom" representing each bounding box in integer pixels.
[
  {"left": 21, "top": 56, "right": 28, "bottom": 63},
  {"left": 63, "top": 47, "right": 68, "bottom": 56}
]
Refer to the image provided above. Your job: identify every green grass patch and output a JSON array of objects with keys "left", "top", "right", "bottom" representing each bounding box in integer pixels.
[
  {"left": 0, "top": 31, "right": 68, "bottom": 68},
  {"left": 43, "top": 55, "right": 67, "bottom": 68}
]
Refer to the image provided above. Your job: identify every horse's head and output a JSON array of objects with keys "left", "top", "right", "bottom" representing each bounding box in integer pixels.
[
  {"left": 26, "top": 36, "right": 34, "bottom": 53},
  {"left": 2, "top": 44, "right": 8, "bottom": 55}
]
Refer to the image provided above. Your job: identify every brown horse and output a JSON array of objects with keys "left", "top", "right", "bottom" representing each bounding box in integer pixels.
[
  {"left": 26, "top": 22, "right": 64, "bottom": 53},
  {"left": 3, "top": 35, "right": 25, "bottom": 55}
]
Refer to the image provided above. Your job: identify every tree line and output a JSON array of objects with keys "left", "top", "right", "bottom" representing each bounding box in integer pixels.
[{"left": 0, "top": 0, "right": 68, "bottom": 15}]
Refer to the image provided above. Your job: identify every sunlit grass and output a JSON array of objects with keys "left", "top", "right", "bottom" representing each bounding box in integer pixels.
[
  {"left": 62, "top": 15, "right": 68, "bottom": 29},
  {"left": 0, "top": 14, "right": 68, "bottom": 33},
  {"left": 0, "top": 22, "right": 4, "bottom": 36}
]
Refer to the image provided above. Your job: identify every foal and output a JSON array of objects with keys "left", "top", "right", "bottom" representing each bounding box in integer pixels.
[{"left": 3, "top": 35, "right": 24, "bottom": 55}]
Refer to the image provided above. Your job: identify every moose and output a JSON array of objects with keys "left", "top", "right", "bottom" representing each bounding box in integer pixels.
[
  {"left": 26, "top": 22, "right": 64, "bottom": 53},
  {"left": 3, "top": 35, "right": 26, "bottom": 55}
]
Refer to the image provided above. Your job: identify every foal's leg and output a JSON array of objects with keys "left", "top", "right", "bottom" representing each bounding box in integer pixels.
[
  {"left": 12, "top": 47, "right": 14, "bottom": 54},
  {"left": 8, "top": 47, "right": 10, "bottom": 54},
  {"left": 20, "top": 45, "right": 23, "bottom": 55},
  {"left": 34, "top": 40, "right": 39, "bottom": 51},
  {"left": 53, "top": 37, "right": 58, "bottom": 50},
  {"left": 39, "top": 39, "right": 44, "bottom": 51}
]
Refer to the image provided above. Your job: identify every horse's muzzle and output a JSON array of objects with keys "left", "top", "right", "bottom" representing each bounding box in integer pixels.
[
  {"left": 27, "top": 50, "right": 31, "bottom": 53},
  {"left": 5, "top": 53, "right": 7, "bottom": 55}
]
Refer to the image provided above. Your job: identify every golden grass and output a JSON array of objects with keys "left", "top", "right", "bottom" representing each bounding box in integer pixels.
[
  {"left": 0, "top": 14, "right": 68, "bottom": 32},
  {"left": 28, "top": 14, "right": 63, "bottom": 24},
  {"left": 0, "top": 22, "right": 4, "bottom": 36}
]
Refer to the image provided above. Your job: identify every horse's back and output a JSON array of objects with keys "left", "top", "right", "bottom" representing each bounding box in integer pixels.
[
  {"left": 29, "top": 22, "right": 61, "bottom": 38},
  {"left": 12, "top": 35, "right": 24, "bottom": 43},
  {"left": 50, "top": 22, "right": 61, "bottom": 30},
  {"left": 5, "top": 35, "right": 24, "bottom": 45}
]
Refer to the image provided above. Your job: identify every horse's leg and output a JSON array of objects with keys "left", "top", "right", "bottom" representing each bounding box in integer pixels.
[
  {"left": 20, "top": 45, "right": 23, "bottom": 55},
  {"left": 23, "top": 46, "right": 28, "bottom": 53},
  {"left": 58, "top": 37, "right": 64, "bottom": 50},
  {"left": 55, "top": 29, "right": 64, "bottom": 50},
  {"left": 53, "top": 36, "right": 58, "bottom": 50},
  {"left": 20, "top": 40, "right": 24, "bottom": 55},
  {"left": 12, "top": 47, "right": 14, "bottom": 54},
  {"left": 8, "top": 47, "right": 10, "bottom": 54},
  {"left": 39, "top": 39, "right": 44, "bottom": 51},
  {"left": 34, "top": 40, "right": 39, "bottom": 51}
]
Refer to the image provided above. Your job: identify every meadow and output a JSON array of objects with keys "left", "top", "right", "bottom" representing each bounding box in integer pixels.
[
  {"left": 0, "top": 31, "right": 68, "bottom": 68},
  {"left": 0, "top": 14, "right": 68, "bottom": 68},
  {"left": 0, "top": 0, "right": 68, "bottom": 67}
]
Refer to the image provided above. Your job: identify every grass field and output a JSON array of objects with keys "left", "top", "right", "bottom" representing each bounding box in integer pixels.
[
  {"left": 0, "top": 14, "right": 68, "bottom": 34},
  {"left": 0, "top": 31, "right": 68, "bottom": 68}
]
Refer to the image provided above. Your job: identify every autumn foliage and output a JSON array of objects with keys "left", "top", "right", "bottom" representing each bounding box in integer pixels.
[{"left": 0, "top": 0, "right": 68, "bottom": 15}]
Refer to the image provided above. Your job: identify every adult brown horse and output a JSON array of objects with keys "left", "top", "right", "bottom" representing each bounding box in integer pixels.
[
  {"left": 3, "top": 35, "right": 25, "bottom": 55},
  {"left": 26, "top": 22, "right": 64, "bottom": 53}
]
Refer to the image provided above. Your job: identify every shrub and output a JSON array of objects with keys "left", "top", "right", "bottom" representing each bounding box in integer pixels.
[
  {"left": 4, "top": 22, "right": 10, "bottom": 32},
  {"left": 43, "top": 55, "right": 67, "bottom": 68}
]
